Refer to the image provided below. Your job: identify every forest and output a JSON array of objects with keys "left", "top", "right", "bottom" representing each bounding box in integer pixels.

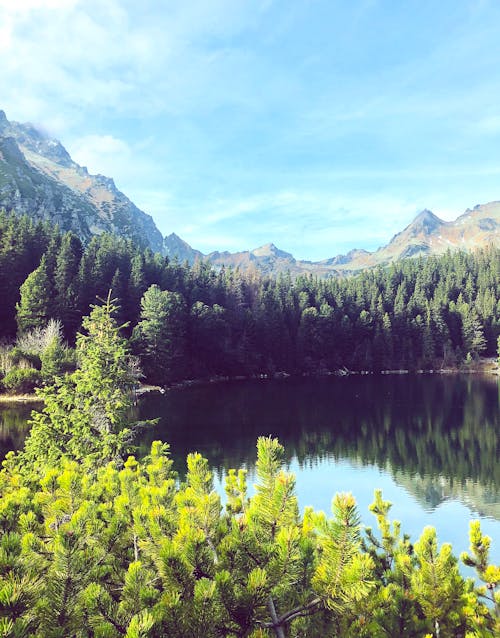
[
  {"left": 0, "top": 297, "right": 498, "bottom": 637},
  {"left": 0, "top": 210, "right": 499, "bottom": 393}
]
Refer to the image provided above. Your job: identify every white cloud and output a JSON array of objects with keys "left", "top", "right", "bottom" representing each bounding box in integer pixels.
[
  {"left": 0, "top": 0, "right": 275, "bottom": 129},
  {"left": 71, "top": 134, "right": 130, "bottom": 163},
  {"left": 68, "top": 134, "right": 131, "bottom": 176}
]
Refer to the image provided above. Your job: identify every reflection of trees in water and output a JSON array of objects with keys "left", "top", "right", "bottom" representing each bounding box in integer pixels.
[
  {"left": 391, "top": 471, "right": 500, "bottom": 519},
  {"left": 136, "top": 375, "right": 500, "bottom": 514},
  {"left": 0, "top": 404, "right": 35, "bottom": 459},
  {"left": 3, "top": 376, "right": 499, "bottom": 515}
]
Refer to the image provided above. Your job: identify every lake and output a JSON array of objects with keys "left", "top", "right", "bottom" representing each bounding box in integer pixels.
[{"left": 1, "top": 374, "right": 499, "bottom": 563}]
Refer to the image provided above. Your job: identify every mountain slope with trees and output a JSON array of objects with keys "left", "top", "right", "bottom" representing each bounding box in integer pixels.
[
  {"left": 165, "top": 204, "right": 500, "bottom": 277},
  {"left": 0, "top": 110, "right": 163, "bottom": 253},
  {"left": 1, "top": 109, "right": 499, "bottom": 280}
]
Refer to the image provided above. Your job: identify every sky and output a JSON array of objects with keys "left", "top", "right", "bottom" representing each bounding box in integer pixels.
[{"left": 1, "top": 0, "right": 500, "bottom": 260}]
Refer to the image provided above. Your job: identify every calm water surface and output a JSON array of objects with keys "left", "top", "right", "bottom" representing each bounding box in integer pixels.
[{"left": 2, "top": 375, "right": 499, "bottom": 561}]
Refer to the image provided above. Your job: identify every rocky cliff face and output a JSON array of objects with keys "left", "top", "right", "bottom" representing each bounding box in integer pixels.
[
  {"left": 163, "top": 233, "right": 204, "bottom": 263},
  {"left": 356, "top": 202, "right": 499, "bottom": 268},
  {"left": 0, "top": 110, "right": 164, "bottom": 252}
]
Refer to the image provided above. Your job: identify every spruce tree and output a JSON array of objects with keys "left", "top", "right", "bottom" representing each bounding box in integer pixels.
[
  {"left": 54, "top": 232, "right": 83, "bottom": 340},
  {"left": 133, "top": 285, "right": 187, "bottom": 385},
  {"left": 16, "top": 255, "right": 53, "bottom": 335},
  {"left": 19, "top": 294, "right": 139, "bottom": 471}
]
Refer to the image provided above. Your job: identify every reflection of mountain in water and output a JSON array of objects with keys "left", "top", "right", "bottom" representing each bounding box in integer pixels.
[
  {"left": 136, "top": 375, "right": 500, "bottom": 519},
  {"left": 391, "top": 471, "right": 500, "bottom": 520},
  {"left": 2, "top": 375, "right": 499, "bottom": 520}
]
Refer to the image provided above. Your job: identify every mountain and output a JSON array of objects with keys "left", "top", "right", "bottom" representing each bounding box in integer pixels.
[
  {"left": 0, "top": 110, "right": 163, "bottom": 252},
  {"left": 206, "top": 243, "right": 302, "bottom": 276},
  {"left": 163, "top": 233, "right": 203, "bottom": 263},
  {"left": 1, "top": 109, "right": 498, "bottom": 275},
  {"left": 165, "top": 203, "right": 499, "bottom": 277},
  {"left": 345, "top": 202, "right": 499, "bottom": 269},
  {"left": 392, "top": 470, "right": 500, "bottom": 521}
]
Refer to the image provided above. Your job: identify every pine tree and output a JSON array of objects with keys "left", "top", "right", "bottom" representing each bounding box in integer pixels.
[
  {"left": 461, "top": 520, "right": 500, "bottom": 635},
  {"left": 132, "top": 285, "right": 187, "bottom": 385},
  {"left": 462, "top": 309, "right": 487, "bottom": 359},
  {"left": 54, "top": 232, "right": 82, "bottom": 340},
  {"left": 19, "top": 293, "right": 139, "bottom": 471},
  {"left": 16, "top": 255, "right": 53, "bottom": 335}
]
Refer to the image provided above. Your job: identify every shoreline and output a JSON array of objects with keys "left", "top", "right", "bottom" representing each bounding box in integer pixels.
[
  {"left": 0, "top": 361, "right": 498, "bottom": 404},
  {"left": 159, "top": 360, "right": 500, "bottom": 393},
  {"left": 0, "top": 394, "right": 44, "bottom": 404}
]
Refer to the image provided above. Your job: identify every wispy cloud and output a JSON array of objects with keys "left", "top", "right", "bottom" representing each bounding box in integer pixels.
[
  {"left": 167, "top": 190, "right": 432, "bottom": 258},
  {"left": 0, "top": 0, "right": 277, "bottom": 127}
]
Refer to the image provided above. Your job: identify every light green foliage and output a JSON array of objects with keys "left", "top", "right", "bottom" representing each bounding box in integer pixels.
[
  {"left": 358, "top": 491, "right": 500, "bottom": 638},
  {"left": 18, "top": 294, "right": 140, "bottom": 470},
  {"left": 461, "top": 521, "right": 500, "bottom": 636},
  {"left": 1, "top": 439, "right": 499, "bottom": 637},
  {"left": 39, "top": 337, "right": 71, "bottom": 381},
  {"left": 0, "top": 436, "right": 374, "bottom": 637},
  {"left": 15, "top": 319, "right": 74, "bottom": 382},
  {"left": 410, "top": 527, "right": 466, "bottom": 637},
  {"left": 0, "top": 320, "right": 72, "bottom": 392},
  {"left": 461, "top": 310, "right": 487, "bottom": 360},
  {"left": 0, "top": 297, "right": 498, "bottom": 637},
  {"left": 311, "top": 493, "right": 374, "bottom": 613},
  {"left": 2, "top": 368, "right": 43, "bottom": 394}
]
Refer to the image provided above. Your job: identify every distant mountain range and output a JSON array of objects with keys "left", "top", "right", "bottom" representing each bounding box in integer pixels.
[
  {"left": 165, "top": 203, "right": 499, "bottom": 276},
  {"left": 1, "top": 109, "right": 498, "bottom": 277}
]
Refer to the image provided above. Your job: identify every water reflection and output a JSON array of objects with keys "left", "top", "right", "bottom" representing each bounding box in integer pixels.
[
  {"left": 0, "top": 403, "right": 35, "bottom": 458},
  {"left": 1, "top": 375, "right": 499, "bottom": 525},
  {"left": 136, "top": 375, "right": 500, "bottom": 520}
]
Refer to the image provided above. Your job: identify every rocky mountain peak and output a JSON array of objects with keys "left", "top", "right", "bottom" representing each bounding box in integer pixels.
[
  {"left": 0, "top": 108, "right": 164, "bottom": 253},
  {"left": 164, "top": 232, "right": 188, "bottom": 249},
  {"left": 251, "top": 242, "right": 294, "bottom": 259},
  {"left": 409, "top": 209, "right": 444, "bottom": 234},
  {"left": 10, "top": 121, "right": 74, "bottom": 168},
  {"left": 164, "top": 232, "right": 203, "bottom": 264}
]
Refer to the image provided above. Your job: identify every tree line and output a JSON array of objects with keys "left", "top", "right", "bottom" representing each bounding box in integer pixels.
[
  {"left": 0, "top": 298, "right": 498, "bottom": 637},
  {"left": 0, "top": 210, "right": 499, "bottom": 390}
]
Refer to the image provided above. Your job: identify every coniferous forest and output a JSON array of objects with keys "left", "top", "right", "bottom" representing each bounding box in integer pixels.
[
  {"left": 0, "top": 211, "right": 498, "bottom": 393},
  {"left": 0, "top": 212, "right": 498, "bottom": 636},
  {"left": 0, "top": 296, "right": 498, "bottom": 637}
]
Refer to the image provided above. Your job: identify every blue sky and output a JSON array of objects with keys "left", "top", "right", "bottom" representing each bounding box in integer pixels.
[{"left": 1, "top": 0, "right": 500, "bottom": 260}]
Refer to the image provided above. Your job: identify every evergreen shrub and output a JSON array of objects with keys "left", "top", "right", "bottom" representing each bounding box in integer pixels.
[{"left": 2, "top": 367, "right": 43, "bottom": 394}]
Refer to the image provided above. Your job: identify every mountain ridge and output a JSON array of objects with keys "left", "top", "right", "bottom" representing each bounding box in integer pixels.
[
  {"left": 0, "top": 110, "right": 164, "bottom": 252},
  {"left": 0, "top": 109, "right": 498, "bottom": 277},
  {"left": 169, "top": 202, "right": 499, "bottom": 276}
]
